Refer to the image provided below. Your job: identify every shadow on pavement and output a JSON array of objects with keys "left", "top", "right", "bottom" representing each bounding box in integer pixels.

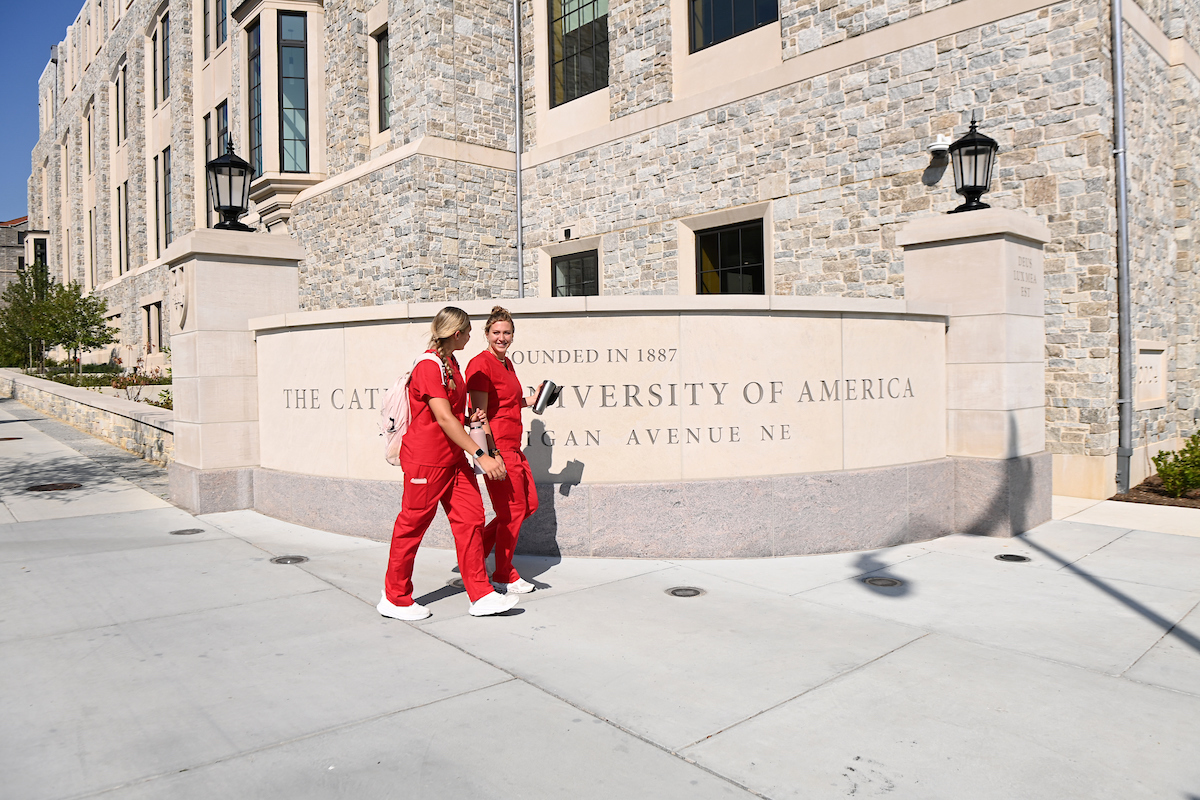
[
  {"left": 1020, "top": 537, "right": 1200, "bottom": 655},
  {"left": 854, "top": 551, "right": 913, "bottom": 597}
]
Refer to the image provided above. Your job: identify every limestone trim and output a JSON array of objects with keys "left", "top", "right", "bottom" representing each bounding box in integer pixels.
[
  {"left": 896, "top": 209, "right": 1053, "bottom": 248},
  {"left": 248, "top": 295, "right": 948, "bottom": 333},
  {"left": 1122, "top": 0, "right": 1200, "bottom": 80},
  {"left": 525, "top": 0, "right": 1058, "bottom": 167},
  {"left": 670, "top": 0, "right": 781, "bottom": 104},
  {"left": 537, "top": 236, "right": 605, "bottom": 299},
  {"left": 675, "top": 201, "right": 774, "bottom": 296},
  {"left": 292, "top": 136, "right": 518, "bottom": 205}
]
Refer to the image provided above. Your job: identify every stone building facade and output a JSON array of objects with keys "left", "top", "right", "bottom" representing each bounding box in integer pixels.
[
  {"left": 0, "top": 217, "right": 30, "bottom": 300},
  {"left": 29, "top": 0, "right": 1200, "bottom": 498}
]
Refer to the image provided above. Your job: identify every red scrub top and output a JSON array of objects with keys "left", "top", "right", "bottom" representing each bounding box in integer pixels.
[
  {"left": 400, "top": 352, "right": 467, "bottom": 468},
  {"left": 465, "top": 351, "right": 525, "bottom": 451}
]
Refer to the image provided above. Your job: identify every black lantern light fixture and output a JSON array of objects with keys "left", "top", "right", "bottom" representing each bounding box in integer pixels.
[
  {"left": 948, "top": 115, "right": 999, "bottom": 213},
  {"left": 206, "top": 140, "right": 256, "bottom": 232}
]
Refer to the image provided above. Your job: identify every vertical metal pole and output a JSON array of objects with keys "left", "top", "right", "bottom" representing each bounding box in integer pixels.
[
  {"left": 1111, "top": 0, "right": 1134, "bottom": 493},
  {"left": 513, "top": 0, "right": 525, "bottom": 298}
]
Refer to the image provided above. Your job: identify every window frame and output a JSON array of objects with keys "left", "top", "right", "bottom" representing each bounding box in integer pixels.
[
  {"left": 161, "top": 13, "right": 170, "bottom": 101},
  {"left": 376, "top": 29, "right": 391, "bottom": 133},
  {"left": 162, "top": 145, "right": 173, "bottom": 247},
  {"left": 278, "top": 11, "right": 309, "bottom": 173},
  {"left": 548, "top": 0, "right": 610, "bottom": 108},
  {"left": 689, "top": 0, "right": 778, "bottom": 54},
  {"left": 247, "top": 21, "right": 262, "bottom": 176},
  {"left": 694, "top": 219, "right": 766, "bottom": 295},
  {"left": 216, "top": 0, "right": 227, "bottom": 47},
  {"left": 551, "top": 250, "right": 600, "bottom": 297}
]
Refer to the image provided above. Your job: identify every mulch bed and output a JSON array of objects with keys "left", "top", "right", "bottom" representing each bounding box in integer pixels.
[{"left": 1111, "top": 474, "right": 1200, "bottom": 510}]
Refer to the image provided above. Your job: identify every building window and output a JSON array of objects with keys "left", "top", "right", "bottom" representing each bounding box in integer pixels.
[
  {"left": 153, "top": 154, "right": 160, "bottom": 255},
  {"left": 552, "top": 250, "right": 600, "bottom": 296},
  {"left": 34, "top": 238, "right": 48, "bottom": 268},
  {"left": 85, "top": 105, "right": 94, "bottom": 173},
  {"left": 216, "top": 0, "right": 227, "bottom": 46},
  {"left": 247, "top": 22, "right": 262, "bottom": 175},
  {"left": 115, "top": 181, "right": 128, "bottom": 274},
  {"left": 152, "top": 28, "right": 158, "bottom": 107},
  {"left": 87, "top": 208, "right": 97, "bottom": 287},
  {"left": 279, "top": 12, "right": 309, "bottom": 172},
  {"left": 144, "top": 302, "right": 162, "bottom": 354},
  {"left": 114, "top": 64, "right": 127, "bottom": 145},
  {"left": 549, "top": 0, "right": 609, "bottom": 107},
  {"left": 376, "top": 30, "right": 391, "bottom": 132},
  {"left": 161, "top": 14, "right": 171, "bottom": 101},
  {"left": 696, "top": 220, "right": 765, "bottom": 294},
  {"left": 161, "top": 146, "right": 173, "bottom": 247},
  {"left": 690, "top": 0, "right": 778, "bottom": 53},
  {"left": 216, "top": 100, "right": 229, "bottom": 152},
  {"left": 203, "top": 0, "right": 210, "bottom": 58}
]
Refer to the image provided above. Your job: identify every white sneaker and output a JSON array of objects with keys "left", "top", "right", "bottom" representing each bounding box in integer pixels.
[
  {"left": 469, "top": 591, "right": 519, "bottom": 616},
  {"left": 496, "top": 578, "right": 535, "bottom": 594},
  {"left": 377, "top": 590, "right": 431, "bottom": 621}
]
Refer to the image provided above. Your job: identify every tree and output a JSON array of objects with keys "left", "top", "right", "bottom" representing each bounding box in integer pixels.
[
  {"left": 50, "top": 281, "right": 117, "bottom": 375},
  {"left": 0, "top": 261, "right": 55, "bottom": 369}
]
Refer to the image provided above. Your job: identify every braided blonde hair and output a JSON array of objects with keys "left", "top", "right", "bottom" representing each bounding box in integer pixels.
[{"left": 428, "top": 307, "right": 470, "bottom": 392}]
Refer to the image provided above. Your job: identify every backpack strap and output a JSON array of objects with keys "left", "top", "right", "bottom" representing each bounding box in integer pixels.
[{"left": 409, "top": 352, "right": 446, "bottom": 386}]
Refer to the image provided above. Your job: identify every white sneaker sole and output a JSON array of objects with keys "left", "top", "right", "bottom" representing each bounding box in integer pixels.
[
  {"left": 497, "top": 580, "right": 535, "bottom": 594},
  {"left": 469, "top": 593, "right": 520, "bottom": 616},
  {"left": 377, "top": 595, "right": 431, "bottom": 621}
]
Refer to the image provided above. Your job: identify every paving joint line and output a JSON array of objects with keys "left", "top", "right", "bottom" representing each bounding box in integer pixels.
[
  {"left": 1118, "top": 595, "right": 1200, "bottom": 678},
  {"left": 64, "top": 677, "right": 520, "bottom": 800},
  {"left": 675, "top": 633, "right": 932, "bottom": 752},
  {"left": 407, "top": 619, "right": 776, "bottom": 800}
]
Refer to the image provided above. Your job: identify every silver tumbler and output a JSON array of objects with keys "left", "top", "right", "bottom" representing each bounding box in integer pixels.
[{"left": 532, "top": 380, "right": 559, "bottom": 414}]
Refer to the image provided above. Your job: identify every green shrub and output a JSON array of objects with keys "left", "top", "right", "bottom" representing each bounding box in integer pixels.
[{"left": 1151, "top": 432, "right": 1200, "bottom": 497}]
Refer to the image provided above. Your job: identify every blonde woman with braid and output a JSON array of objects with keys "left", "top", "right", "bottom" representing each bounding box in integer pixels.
[{"left": 378, "top": 307, "right": 519, "bottom": 620}]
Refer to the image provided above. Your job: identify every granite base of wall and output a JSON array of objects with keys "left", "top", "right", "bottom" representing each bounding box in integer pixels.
[
  {"left": 954, "top": 451, "right": 1053, "bottom": 538},
  {"left": 243, "top": 454, "right": 1051, "bottom": 558},
  {"left": 0, "top": 369, "right": 174, "bottom": 466},
  {"left": 169, "top": 464, "right": 255, "bottom": 514}
]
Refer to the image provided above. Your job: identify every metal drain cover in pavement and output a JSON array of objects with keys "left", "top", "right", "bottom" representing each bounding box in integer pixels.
[
  {"left": 863, "top": 577, "right": 903, "bottom": 588},
  {"left": 666, "top": 586, "right": 706, "bottom": 598},
  {"left": 995, "top": 554, "right": 1032, "bottom": 563},
  {"left": 27, "top": 483, "right": 83, "bottom": 492},
  {"left": 270, "top": 555, "right": 309, "bottom": 565},
  {"left": 446, "top": 577, "right": 464, "bottom": 589},
  {"left": 169, "top": 528, "right": 204, "bottom": 536}
]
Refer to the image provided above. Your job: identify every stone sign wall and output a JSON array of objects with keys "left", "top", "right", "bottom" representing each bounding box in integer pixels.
[{"left": 254, "top": 301, "right": 947, "bottom": 487}]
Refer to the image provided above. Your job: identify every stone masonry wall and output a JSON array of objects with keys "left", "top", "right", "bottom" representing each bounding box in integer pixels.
[
  {"left": 608, "top": 0, "right": 673, "bottom": 118},
  {"left": 780, "top": 0, "right": 956, "bottom": 59},
  {"left": 291, "top": 154, "right": 517, "bottom": 307},
  {"left": 0, "top": 370, "right": 174, "bottom": 465},
  {"left": 324, "top": 0, "right": 370, "bottom": 175},
  {"left": 32, "top": 0, "right": 175, "bottom": 360}
]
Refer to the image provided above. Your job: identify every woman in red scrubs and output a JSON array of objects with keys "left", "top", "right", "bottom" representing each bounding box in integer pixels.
[
  {"left": 466, "top": 306, "right": 542, "bottom": 594},
  {"left": 379, "top": 307, "right": 520, "bottom": 620}
]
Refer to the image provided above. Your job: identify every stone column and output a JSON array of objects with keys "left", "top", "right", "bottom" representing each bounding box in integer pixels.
[
  {"left": 898, "top": 208, "right": 1053, "bottom": 536},
  {"left": 166, "top": 229, "right": 304, "bottom": 513}
]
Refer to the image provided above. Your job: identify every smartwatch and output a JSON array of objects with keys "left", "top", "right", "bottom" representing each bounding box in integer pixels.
[{"left": 474, "top": 447, "right": 486, "bottom": 459}]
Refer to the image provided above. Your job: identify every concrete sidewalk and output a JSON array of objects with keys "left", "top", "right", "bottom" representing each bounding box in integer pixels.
[{"left": 2, "top": 396, "right": 1199, "bottom": 799}]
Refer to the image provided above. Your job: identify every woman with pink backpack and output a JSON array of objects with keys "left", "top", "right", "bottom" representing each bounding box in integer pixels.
[{"left": 378, "top": 307, "right": 519, "bottom": 620}]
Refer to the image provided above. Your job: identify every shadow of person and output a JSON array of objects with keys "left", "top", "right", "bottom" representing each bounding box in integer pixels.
[
  {"left": 516, "top": 419, "right": 585, "bottom": 567},
  {"left": 854, "top": 551, "right": 913, "bottom": 597}
]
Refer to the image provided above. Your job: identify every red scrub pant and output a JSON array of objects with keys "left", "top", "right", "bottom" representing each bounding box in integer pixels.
[
  {"left": 482, "top": 449, "right": 539, "bottom": 585},
  {"left": 384, "top": 459, "right": 493, "bottom": 605}
]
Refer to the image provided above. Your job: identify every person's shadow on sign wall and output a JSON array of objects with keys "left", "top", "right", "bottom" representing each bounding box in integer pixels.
[{"left": 518, "top": 419, "right": 584, "bottom": 565}]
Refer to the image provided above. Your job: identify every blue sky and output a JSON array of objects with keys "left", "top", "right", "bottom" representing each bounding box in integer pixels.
[{"left": 0, "top": 0, "right": 87, "bottom": 222}]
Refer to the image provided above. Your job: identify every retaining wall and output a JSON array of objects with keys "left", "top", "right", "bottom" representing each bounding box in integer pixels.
[{"left": 0, "top": 369, "right": 174, "bottom": 465}]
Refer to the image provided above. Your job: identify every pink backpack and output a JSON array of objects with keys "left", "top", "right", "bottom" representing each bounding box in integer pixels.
[{"left": 380, "top": 353, "right": 444, "bottom": 466}]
